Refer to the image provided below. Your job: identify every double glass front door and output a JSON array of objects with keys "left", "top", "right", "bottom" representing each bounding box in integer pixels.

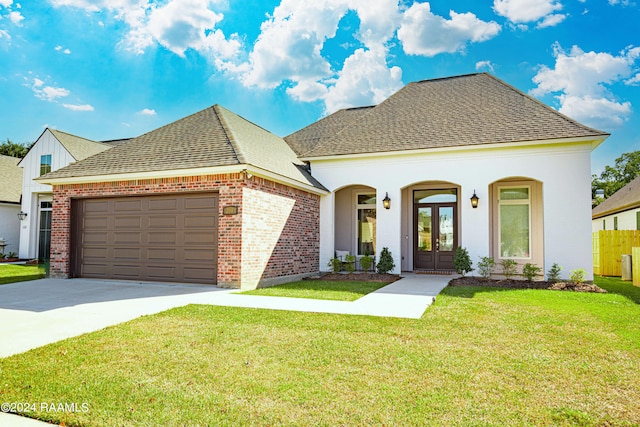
[{"left": 414, "top": 190, "right": 457, "bottom": 270}]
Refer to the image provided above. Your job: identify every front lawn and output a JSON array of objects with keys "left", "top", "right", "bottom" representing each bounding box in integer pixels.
[
  {"left": 0, "top": 264, "right": 45, "bottom": 285},
  {"left": 0, "top": 276, "right": 639, "bottom": 426},
  {"left": 239, "top": 279, "right": 388, "bottom": 301}
]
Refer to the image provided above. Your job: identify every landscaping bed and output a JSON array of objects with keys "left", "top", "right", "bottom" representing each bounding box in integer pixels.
[{"left": 449, "top": 276, "right": 607, "bottom": 293}]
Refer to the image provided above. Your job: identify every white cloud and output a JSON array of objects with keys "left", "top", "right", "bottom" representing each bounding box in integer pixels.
[
  {"left": 29, "top": 78, "right": 71, "bottom": 101},
  {"left": 55, "top": 45, "right": 71, "bottom": 54},
  {"left": 531, "top": 44, "right": 640, "bottom": 128},
  {"left": 8, "top": 10, "right": 23, "bottom": 25},
  {"left": 397, "top": 3, "right": 500, "bottom": 57},
  {"left": 0, "top": 29, "right": 9, "bottom": 39},
  {"left": 51, "top": 0, "right": 242, "bottom": 63},
  {"left": 138, "top": 108, "right": 157, "bottom": 115},
  {"left": 536, "top": 13, "right": 567, "bottom": 28},
  {"left": 493, "top": 0, "right": 563, "bottom": 24},
  {"left": 626, "top": 73, "right": 640, "bottom": 85},
  {"left": 63, "top": 103, "right": 94, "bottom": 111},
  {"left": 322, "top": 47, "right": 403, "bottom": 113},
  {"left": 0, "top": 0, "right": 13, "bottom": 7},
  {"left": 608, "top": 0, "right": 632, "bottom": 5},
  {"left": 476, "top": 60, "right": 495, "bottom": 72}
]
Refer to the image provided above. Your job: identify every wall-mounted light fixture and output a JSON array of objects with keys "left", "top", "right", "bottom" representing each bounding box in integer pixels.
[
  {"left": 470, "top": 191, "right": 479, "bottom": 209},
  {"left": 17, "top": 211, "right": 28, "bottom": 221},
  {"left": 383, "top": 192, "right": 391, "bottom": 210}
]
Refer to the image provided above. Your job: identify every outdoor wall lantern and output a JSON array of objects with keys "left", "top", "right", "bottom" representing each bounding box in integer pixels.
[
  {"left": 383, "top": 192, "right": 391, "bottom": 210},
  {"left": 470, "top": 191, "right": 479, "bottom": 209},
  {"left": 17, "top": 211, "right": 28, "bottom": 221}
]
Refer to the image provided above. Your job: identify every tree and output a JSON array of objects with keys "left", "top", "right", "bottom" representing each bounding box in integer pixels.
[
  {"left": 0, "top": 138, "right": 31, "bottom": 158},
  {"left": 592, "top": 150, "right": 640, "bottom": 207}
]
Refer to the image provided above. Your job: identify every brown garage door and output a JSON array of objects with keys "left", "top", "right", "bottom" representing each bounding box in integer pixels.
[{"left": 72, "top": 193, "right": 218, "bottom": 284}]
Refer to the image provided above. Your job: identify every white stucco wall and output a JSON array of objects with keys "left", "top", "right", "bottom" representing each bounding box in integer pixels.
[
  {"left": 310, "top": 141, "right": 595, "bottom": 280},
  {"left": 18, "top": 130, "right": 74, "bottom": 259},
  {"left": 592, "top": 208, "right": 640, "bottom": 232}
]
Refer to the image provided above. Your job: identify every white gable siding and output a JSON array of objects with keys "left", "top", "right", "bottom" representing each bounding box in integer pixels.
[
  {"left": 592, "top": 208, "right": 640, "bottom": 232},
  {"left": 19, "top": 130, "right": 75, "bottom": 259}
]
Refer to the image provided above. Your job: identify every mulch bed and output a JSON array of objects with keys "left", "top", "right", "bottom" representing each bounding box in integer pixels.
[
  {"left": 306, "top": 273, "right": 400, "bottom": 284},
  {"left": 449, "top": 276, "right": 607, "bottom": 293}
]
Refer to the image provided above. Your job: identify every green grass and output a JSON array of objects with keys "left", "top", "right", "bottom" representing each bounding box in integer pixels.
[
  {"left": 0, "top": 264, "right": 45, "bottom": 285},
  {"left": 239, "top": 280, "right": 389, "bottom": 301},
  {"left": 1, "top": 276, "right": 639, "bottom": 426}
]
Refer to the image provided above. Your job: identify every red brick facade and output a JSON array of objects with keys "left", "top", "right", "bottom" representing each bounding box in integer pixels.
[{"left": 50, "top": 173, "right": 320, "bottom": 288}]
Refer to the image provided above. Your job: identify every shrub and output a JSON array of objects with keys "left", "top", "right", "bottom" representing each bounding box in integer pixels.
[
  {"left": 547, "top": 263, "right": 562, "bottom": 282},
  {"left": 477, "top": 257, "right": 496, "bottom": 279},
  {"left": 570, "top": 268, "right": 586, "bottom": 284},
  {"left": 376, "top": 247, "right": 395, "bottom": 274},
  {"left": 328, "top": 257, "right": 342, "bottom": 273},
  {"left": 500, "top": 259, "right": 518, "bottom": 280},
  {"left": 344, "top": 254, "right": 357, "bottom": 273},
  {"left": 359, "top": 255, "right": 374, "bottom": 272},
  {"left": 522, "top": 263, "right": 541, "bottom": 281},
  {"left": 453, "top": 247, "right": 473, "bottom": 276}
]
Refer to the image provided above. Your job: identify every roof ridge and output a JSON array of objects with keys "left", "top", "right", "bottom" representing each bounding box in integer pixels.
[{"left": 214, "top": 105, "right": 246, "bottom": 164}]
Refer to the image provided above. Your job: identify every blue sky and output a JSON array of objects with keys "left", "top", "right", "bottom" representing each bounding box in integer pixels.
[{"left": 0, "top": 0, "right": 639, "bottom": 173}]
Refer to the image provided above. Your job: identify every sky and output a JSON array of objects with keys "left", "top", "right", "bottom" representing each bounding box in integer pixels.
[{"left": 0, "top": 0, "right": 639, "bottom": 174}]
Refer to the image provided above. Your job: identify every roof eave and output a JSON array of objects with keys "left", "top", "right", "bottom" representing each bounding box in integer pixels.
[
  {"left": 36, "top": 165, "right": 329, "bottom": 196},
  {"left": 300, "top": 135, "right": 609, "bottom": 161},
  {"left": 592, "top": 201, "right": 640, "bottom": 219}
]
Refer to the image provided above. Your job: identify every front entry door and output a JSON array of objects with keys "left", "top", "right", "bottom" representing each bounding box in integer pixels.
[{"left": 415, "top": 203, "right": 457, "bottom": 270}]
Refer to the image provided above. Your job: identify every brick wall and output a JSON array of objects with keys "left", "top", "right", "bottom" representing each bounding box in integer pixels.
[{"left": 49, "top": 173, "right": 320, "bottom": 288}]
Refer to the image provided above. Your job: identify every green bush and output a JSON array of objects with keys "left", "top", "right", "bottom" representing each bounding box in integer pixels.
[
  {"left": 359, "top": 255, "right": 374, "bottom": 272},
  {"left": 500, "top": 259, "right": 518, "bottom": 280},
  {"left": 376, "top": 247, "right": 395, "bottom": 274},
  {"left": 328, "top": 257, "right": 342, "bottom": 273},
  {"left": 522, "top": 263, "right": 541, "bottom": 281},
  {"left": 570, "top": 268, "right": 586, "bottom": 284},
  {"left": 453, "top": 247, "right": 473, "bottom": 276},
  {"left": 547, "top": 263, "right": 562, "bottom": 282},
  {"left": 344, "top": 254, "right": 357, "bottom": 273},
  {"left": 477, "top": 257, "right": 496, "bottom": 279}
]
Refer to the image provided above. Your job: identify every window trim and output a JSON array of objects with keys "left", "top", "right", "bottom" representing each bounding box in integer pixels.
[{"left": 497, "top": 185, "right": 532, "bottom": 260}]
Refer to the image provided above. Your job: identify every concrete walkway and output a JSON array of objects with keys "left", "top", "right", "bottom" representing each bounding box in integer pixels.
[{"left": 0, "top": 274, "right": 450, "bottom": 426}]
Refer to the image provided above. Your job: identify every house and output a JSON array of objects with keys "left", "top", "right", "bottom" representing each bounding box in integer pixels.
[
  {"left": 286, "top": 73, "right": 608, "bottom": 280},
  {"left": 18, "top": 129, "right": 113, "bottom": 260},
  {"left": 0, "top": 154, "right": 23, "bottom": 256},
  {"left": 592, "top": 176, "right": 640, "bottom": 231},
  {"left": 37, "top": 106, "right": 326, "bottom": 288},
  {"left": 38, "top": 73, "right": 608, "bottom": 288}
]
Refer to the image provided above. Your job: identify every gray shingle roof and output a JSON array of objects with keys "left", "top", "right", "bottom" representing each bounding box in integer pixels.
[
  {"left": 49, "top": 129, "right": 111, "bottom": 160},
  {"left": 42, "top": 105, "right": 324, "bottom": 191},
  {"left": 592, "top": 176, "right": 640, "bottom": 218},
  {"left": 292, "top": 73, "right": 609, "bottom": 158},
  {"left": 0, "top": 155, "right": 22, "bottom": 204}
]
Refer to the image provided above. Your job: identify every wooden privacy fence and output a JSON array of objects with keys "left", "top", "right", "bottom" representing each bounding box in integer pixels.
[{"left": 593, "top": 230, "right": 640, "bottom": 276}]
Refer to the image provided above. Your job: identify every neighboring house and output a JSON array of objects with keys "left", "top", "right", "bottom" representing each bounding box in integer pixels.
[
  {"left": 592, "top": 176, "right": 640, "bottom": 231},
  {"left": 0, "top": 154, "right": 23, "bottom": 256},
  {"left": 38, "top": 73, "right": 608, "bottom": 288},
  {"left": 287, "top": 73, "right": 608, "bottom": 281},
  {"left": 38, "top": 106, "right": 326, "bottom": 288},
  {"left": 18, "top": 129, "right": 113, "bottom": 260}
]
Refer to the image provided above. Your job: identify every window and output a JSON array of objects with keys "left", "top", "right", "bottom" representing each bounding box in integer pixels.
[
  {"left": 636, "top": 212, "right": 640, "bottom": 230},
  {"left": 40, "top": 154, "right": 52, "bottom": 176},
  {"left": 603, "top": 219, "right": 606, "bottom": 230},
  {"left": 614, "top": 216, "right": 618, "bottom": 230},
  {"left": 499, "top": 187, "right": 530, "bottom": 259},
  {"left": 356, "top": 193, "right": 376, "bottom": 255}
]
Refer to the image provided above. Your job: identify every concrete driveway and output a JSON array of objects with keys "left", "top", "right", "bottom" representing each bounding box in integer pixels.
[{"left": 0, "top": 278, "right": 232, "bottom": 358}]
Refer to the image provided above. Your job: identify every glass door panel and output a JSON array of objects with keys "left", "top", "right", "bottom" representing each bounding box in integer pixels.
[{"left": 417, "top": 207, "right": 432, "bottom": 252}]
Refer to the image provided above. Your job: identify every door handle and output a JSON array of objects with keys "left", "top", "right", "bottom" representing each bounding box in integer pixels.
[{"left": 435, "top": 238, "right": 440, "bottom": 252}]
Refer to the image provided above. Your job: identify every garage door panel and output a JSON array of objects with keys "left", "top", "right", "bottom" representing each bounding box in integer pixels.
[
  {"left": 147, "top": 248, "right": 177, "bottom": 261},
  {"left": 113, "top": 248, "right": 141, "bottom": 260},
  {"left": 147, "top": 216, "right": 178, "bottom": 228},
  {"left": 185, "top": 215, "right": 217, "bottom": 228},
  {"left": 184, "top": 231, "right": 216, "bottom": 245},
  {"left": 148, "top": 198, "right": 178, "bottom": 211},
  {"left": 114, "top": 216, "right": 142, "bottom": 228},
  {"left": 75, "top": 193, "right": 218, "bottom": 284}
]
